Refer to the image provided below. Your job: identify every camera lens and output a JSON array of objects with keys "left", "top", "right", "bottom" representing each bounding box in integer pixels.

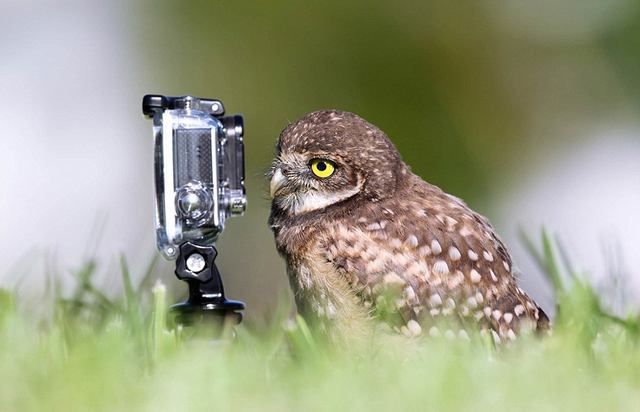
[
  {"left": 176, "top": 182, "right": 212, "bottom": 222},
  {"left": 180, "top": 192, "right": 201, "bottom": 212}
]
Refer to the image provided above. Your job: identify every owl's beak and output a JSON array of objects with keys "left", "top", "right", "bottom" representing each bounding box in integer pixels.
[{"left": 270, "top": 168, "right": 290, "bottom": 198}]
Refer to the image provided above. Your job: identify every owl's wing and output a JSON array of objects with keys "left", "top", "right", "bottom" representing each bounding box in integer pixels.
[{"left": 319, "top": 176, "right": 549, "bottom": 340}]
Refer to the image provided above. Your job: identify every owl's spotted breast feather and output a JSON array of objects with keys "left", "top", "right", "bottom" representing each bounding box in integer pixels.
[{"left": 269, "top": 110, "right": 549, "bottom": 343}]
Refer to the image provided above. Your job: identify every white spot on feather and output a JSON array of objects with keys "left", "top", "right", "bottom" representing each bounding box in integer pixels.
[
  {"left": 459, "top": 227, "right": 472, "bottom": 237},
  {"left": 406, "top": 235, "right": 419, "bottom": 247},
  {"left": 406, "top": 320, "right": 422, "bottom": 336},
  {"left": 367, "top": 222, "right": 381, "bottom": 231},
  {"left": 432, "top": 260, "right": 449, "bottom": 275},
  {"left": 491, "top": 330, "right": 501, "bottom": 344},
  {"left": 490, "top": 269, "right": 498, "bottom": 282},
  {"left": 470, "top": 269, "right": 481, "bottom": 283},
  {"left": 445, "top": 216, "right": 458, "bottom": 230},
  {"left": 403, "top": 287, "right": 416, "bottom": 301},
  {"left": 448, "top": 247, "right": 461, "bottom": 261},
  {"left": 418, "top": 246, "right": 432, "bottom": 256},
  {"left": 431, "top": 240, "right": 442, "bottom": 254},
  {"left": 429, "top": 294, "right": 443, "bottom": 307},
  {"left": 514, "top": 305, "right": 525, "bottom": 316}
]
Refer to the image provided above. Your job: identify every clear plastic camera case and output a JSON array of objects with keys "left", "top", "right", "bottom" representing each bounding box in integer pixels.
[{"left": 152, "top": 100, "right": 241, "bottom": 259}]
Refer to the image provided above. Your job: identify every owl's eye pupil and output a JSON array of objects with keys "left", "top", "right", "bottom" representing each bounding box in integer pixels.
[{"left": 316, "top": 162, "right": 327, "bottom": 171}]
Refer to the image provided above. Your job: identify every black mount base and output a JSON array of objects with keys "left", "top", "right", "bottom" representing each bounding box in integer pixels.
[{"left": 170, "top": 242, "right": 244, "bottom": 338}]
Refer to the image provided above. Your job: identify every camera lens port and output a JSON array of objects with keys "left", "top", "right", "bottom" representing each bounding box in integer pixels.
[{"left": 176, "top": 182, "right": 212, "bottom": 222}]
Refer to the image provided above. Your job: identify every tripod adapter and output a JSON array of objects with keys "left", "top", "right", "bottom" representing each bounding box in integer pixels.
[{"left": 170, "top": 242, "right": 244, "bottom": 336}]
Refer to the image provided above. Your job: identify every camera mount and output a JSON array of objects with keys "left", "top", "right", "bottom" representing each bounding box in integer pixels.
[{"left": 171, "top": 242, "right": 244, "bottom": 336}]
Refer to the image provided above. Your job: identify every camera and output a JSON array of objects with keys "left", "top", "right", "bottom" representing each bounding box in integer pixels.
[{"left": 143, "top": 95, "right": 246, "bottom": 260}]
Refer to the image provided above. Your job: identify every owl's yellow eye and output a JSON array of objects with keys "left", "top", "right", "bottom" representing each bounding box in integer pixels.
[{"left": 310, "top": 159, "right": 336, "bottom": 178}]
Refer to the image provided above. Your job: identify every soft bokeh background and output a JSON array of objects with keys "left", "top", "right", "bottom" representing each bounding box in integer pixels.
[{"left": 2, "top": 1, "right": 639, "bottom": 321}]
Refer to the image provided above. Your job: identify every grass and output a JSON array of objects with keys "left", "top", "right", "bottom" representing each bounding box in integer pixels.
[{"left": 1, "top": 230, "right": 640, "bottom": 412}]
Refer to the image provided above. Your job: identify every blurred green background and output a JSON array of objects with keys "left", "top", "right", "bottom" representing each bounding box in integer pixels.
[{"left": 2, "top": 1, "right": 639, "bottom": 321}]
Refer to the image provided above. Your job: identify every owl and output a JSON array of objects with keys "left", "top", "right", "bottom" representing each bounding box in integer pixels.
[{"left": 268, "top": 110, "right": 549, "bottom": 344}]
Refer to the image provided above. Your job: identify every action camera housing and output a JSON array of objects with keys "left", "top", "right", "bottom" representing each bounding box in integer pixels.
[{"left": 143, "top": 95, "right": 246, "bottom": 259}]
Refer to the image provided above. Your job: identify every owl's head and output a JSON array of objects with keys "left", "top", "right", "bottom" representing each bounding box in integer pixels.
[{"left": 269, "top": 110, "right": 406, "bottom": 215}]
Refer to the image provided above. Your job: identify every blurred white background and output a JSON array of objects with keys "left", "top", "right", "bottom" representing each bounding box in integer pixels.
[{"left": 0, "top": 2, "right": 155, "bottom": 292}]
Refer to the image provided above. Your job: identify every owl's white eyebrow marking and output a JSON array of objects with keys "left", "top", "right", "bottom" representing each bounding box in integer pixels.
[
  {"left": 278, "top": 151, "right": 308, "bottom": 166},
  {"left": 285, "top": 177, "right": 364, "bottom": 215}
]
